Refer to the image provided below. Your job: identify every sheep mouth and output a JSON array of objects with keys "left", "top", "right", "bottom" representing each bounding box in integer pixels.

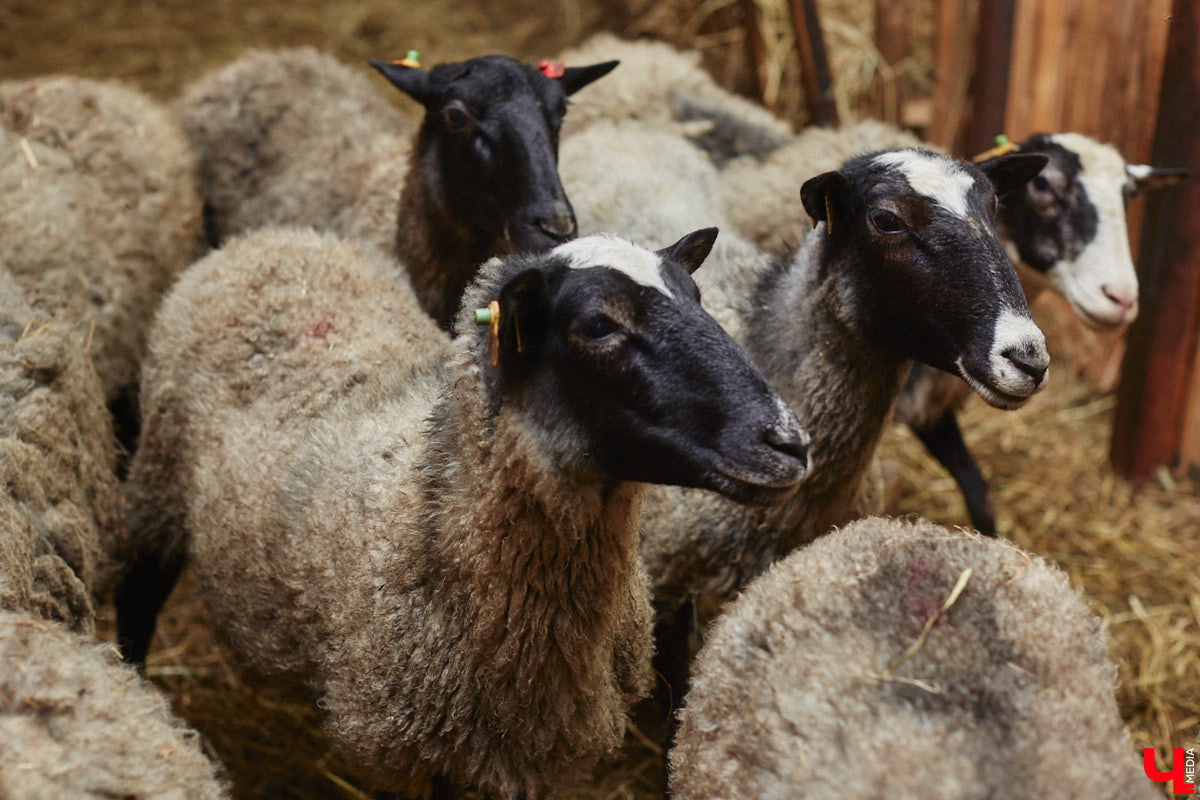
[
  {"left": 502, "top": 221, "right": 576, "bottom": 252},
  {"left": 1073, "top": 302, "right": 1133, "bottom": 331},
  {"left": 958, "top": 367, "right": 1039, "bottom": 411},
  {"left": 712, "top": 461, "right": 807, "bottom": 506}
]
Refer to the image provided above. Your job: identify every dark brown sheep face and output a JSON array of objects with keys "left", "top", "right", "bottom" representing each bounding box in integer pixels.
[
  {"left": 484, "top": 230, "right": 810, "bottom": 506},
  {"left": 800, "top": 149, "right": 1051, "bottom": 411},
  {"left": 372, "top": 54, "right": 617, "bottom": 253}
]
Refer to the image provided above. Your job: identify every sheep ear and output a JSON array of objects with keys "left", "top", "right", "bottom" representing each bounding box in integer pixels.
[
  {"left": 557, "top": 61, "right": 619, "bottom": 96},
  {"left": 800, "top": 171, "right": 853, "bottom": 232},
  {"left": 1126, "top": 164, "right": 1188, "bottom": 196},
  {"left": 656, "top": 228, "right": 718, "bottom": 275},
  {"left": 495, "top": 267, "right": 550, "bottom": 376},
  {"left": 369, "top": 59, "right": 438, "bottom": 107},
  {"left": 977, "top": 152, "right": 1049, "bottom": 198}
]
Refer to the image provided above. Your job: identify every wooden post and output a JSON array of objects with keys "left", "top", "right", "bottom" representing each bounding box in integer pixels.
[
  {"left": 929, "top": 0, "right": 976, "bottom": 151},
  {"left": 871, "top": 0, "right": 907, "bottom": 123},
  {"left": 788, "top": 0, "right": 838, "bottom": 126},
  {"left": 1111, "top": 0, "right": 1200, "bottom": 480},
  {"left": 964, "top": 0, "right": 1014, "bottom": 155},
  {"left": 738, "top": 0, "right": 772, "bottom": 112}
]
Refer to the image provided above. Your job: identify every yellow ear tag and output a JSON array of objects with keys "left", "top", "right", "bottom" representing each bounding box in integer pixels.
[
  {"left": 824, "top": 193, "right": 834, "bottom": 236},
  {"left": 393, "top": 50, "right": 421, "bottom": 68},
  {"left": 473, "top": 300, "right": 502, "bottom": 366},
  {"left": 970, "top": 133, "right": 1018, "bottom": 162}
]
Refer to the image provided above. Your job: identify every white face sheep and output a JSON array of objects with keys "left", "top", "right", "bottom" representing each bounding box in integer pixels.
[
  {"left": 177, "top": 48, "right": 616, "bottom": 327},
  {"left": 669, "top": 516, "right": 1158, "bottom": 800},
  {"left": 118, "top": 227, "right": 809, "bottom": 798},
  {"left": 630, "top": 146, "right": 1049, "bottom": 733}
]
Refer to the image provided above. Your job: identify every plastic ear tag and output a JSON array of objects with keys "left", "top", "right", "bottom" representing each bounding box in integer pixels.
[
  {"left": 970, "top": 133, "right": 1018, "bottom": 162},
  {"left": 538, "top": 59, "right": 566, "bottom": 79},
  {"left": 824, "top": 193, "right": 834, "bottom": 235},
  {"left": 474, "top": 300, "right": 502, "bottom": 366},
  {"left": 393, "top": 50, "right": 421, "bottom": 68}
]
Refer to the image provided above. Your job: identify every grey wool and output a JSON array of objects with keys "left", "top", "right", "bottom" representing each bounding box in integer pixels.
[
  {"left": 0, "top": 611, "right": 228, "bottom": 800},
  {"left": 670, "top": 516, "right": 1156, "bottom": 800},
  {"left": 556, "top": 33, "right": 793, "bottom": 160},
  {"left": 174, "top": 47, "right": 413, "bottom": 256},
  {"left": 0, "top": 273, "right": 121, "bottom": 633},
  {"left": 0, "top": 75, "right": 204, "bottom": 403},
  {"left": 126, "top": 227, "right": 654, "bottom": 797}
]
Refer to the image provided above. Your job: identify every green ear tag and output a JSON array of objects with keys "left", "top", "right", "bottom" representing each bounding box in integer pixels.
[{"left": 474, "top": 307, "right": 492, "bottom": 325}]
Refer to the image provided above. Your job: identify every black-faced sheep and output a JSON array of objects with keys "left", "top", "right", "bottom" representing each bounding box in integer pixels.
[
  {"left": 669, "top": 516, "right": 1157, "bottom": 800},
  {"left": 562, "top": 126, "right": 1050, "bottom": 728},
  {"left": 176, "top": 47, "right": 617, "bottom": 326},
  {"left": 0, "top": 611, "right": 229, "bottom": 800},
  {"left": 119, "top": 227, "right": 810, "bottom": 797},
  {"left": 0, "top": 76, "right": 204, "bottom": 409},
  {"left": 0, "top": 273, "right": 121, "bottom": 633}
]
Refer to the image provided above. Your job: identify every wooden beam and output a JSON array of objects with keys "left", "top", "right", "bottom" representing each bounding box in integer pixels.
[
  {"left": 1111, "top": 0, "right": 1200, "bottom": 480},
  {"left": 788, "top": 0, "right": 838, "bottom": 126},
  {"left": 964, "top": 0, "right": 1015, "bottom": 155},
  {"left": 871, "top": 0, "right": 907, "bottom": 123},
  {"left": 929, "top": 0, "right": 975, "bottom": 151},
  {"left": 737, "top": 0, "right": 771, "bottom": 111}
]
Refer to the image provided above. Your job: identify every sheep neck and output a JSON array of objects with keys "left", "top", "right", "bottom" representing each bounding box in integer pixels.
[
  {"left": 394, "top": 146, "right": 498, "bottom": 329},
  {"left": 401, "top": 349, "right": 648, "bottom": 759}
]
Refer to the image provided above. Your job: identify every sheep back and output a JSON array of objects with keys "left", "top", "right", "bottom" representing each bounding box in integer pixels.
[
  {"left": 671, "top": 516, "right": 1154, "bottom": 800},
  {"left": 0, "top": 76, "right": 204, "bottom": 402},
  {"left": 0, "top": 611, "right": 228, "bottom": 799},
  {"left": 175, "top": 47, "right": 413, "bottom": 246},
  {"left": 0, "top": 275, "right": 121, "bottom": 633}
]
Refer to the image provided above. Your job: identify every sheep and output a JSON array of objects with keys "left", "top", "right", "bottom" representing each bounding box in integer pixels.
[
  {"left": 0, "top": 611, "right": 229, "bottom": 800},
  {"left": 0, "top": 75, "right": 204, "bottom": 409},
  {"left": 669, "top": 516, "right": 1157, "bottom": 800},
  {"left": 562, "top": 124, "right": 1051, "bottom": 731},
  {"left": 119, "top": 225, "right": 811, "bottom": 797},
  {"left": 0, "top": 272, "right": 121, "bottom": 634},
  {"left": 555, "top": 33, "right": 794, "bottom": 162},
  {"left": 724, "top": 124, "right": 1188, "bottom": 533},
  {"left": 176, "top": 47, "right": 618, "bottom": 326}
]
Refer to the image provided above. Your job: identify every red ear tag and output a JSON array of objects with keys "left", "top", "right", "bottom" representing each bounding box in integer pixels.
[{"left": 538, "top": 59, "right": 566, "bottom": 79}]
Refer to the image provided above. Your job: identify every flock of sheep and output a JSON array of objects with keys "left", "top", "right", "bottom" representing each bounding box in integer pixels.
[{"left": 0, "top": 30, "right": 1185, "bottom": 800}]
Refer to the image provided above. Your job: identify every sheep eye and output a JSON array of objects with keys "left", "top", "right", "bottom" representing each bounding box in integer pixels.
[
  {"left": 442, "top": 102, "right": 473, "bottom": 132},
  {"left": 574, "top": 314, "right": 621, "bottom": 342},
  {"left": 1031, "top": 175, "right": 1050, "bottom": 192},
  {"left": 868, "top": 209, "right": 905, "bottom": 235}
]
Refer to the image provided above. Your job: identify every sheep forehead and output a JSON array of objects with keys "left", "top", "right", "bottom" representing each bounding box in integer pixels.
[
  {"left": 553, "top": 235, "right": 673, "bottom": 298},
  {"left": 1049, "top": 133, "right": 1126, "bottom": 179},
  {"left": 872, "top": 151, "right": 978, "bottom": 220}
]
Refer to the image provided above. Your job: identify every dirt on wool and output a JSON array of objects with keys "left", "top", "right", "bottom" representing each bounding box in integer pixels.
[{"left": 3, "top": 1, "right": 1195, "bottom": 797}]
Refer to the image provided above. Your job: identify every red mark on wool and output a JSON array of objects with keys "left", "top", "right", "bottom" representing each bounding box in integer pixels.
[{"left": 307, "top": 316, "right": 335, "bottom": 339}]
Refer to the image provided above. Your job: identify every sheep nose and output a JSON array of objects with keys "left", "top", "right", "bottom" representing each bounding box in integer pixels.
[
  {"left": 535, "top": 203, "right": 577, "bottom": 240},
  {"left": 1002, "top": 346, "right": 1048, "bottom": 383},
  {"left": 764, "top": 419, "right": 810, "bottom": 474},
  {"left": 1101, "top": 285, "right": 1137, "bottom": 314}
]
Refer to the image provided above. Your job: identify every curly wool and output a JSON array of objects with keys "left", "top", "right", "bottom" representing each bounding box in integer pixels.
[
  {"left": 0, "top": 274, "right": 121, "bottom": 633},
  {"left": 0, "top": 612, "right": 228, "bottom": 800},
  {"left": 127, "top": 227, "right": 653, "bottom": 797},
  {"left": 0, "top": 76, "right": 203, "bottom": 402},
  {"left": 174, "top": 46, "right": 413, "bottom": 252},
  {"left": 671, "top": 517, "right": 1155, "bottom": 800}
]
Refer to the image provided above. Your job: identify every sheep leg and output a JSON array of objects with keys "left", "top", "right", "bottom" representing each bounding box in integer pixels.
[
  {"left": 652, "top": 598, "right": 694, "bottom": 751},
  {"left": 911, "top": 410, "right": 997, "bottom": 536},
  {"left": 428, "top": 774, "right": 455, "bottom": 800},
  {"left": 114, "top": 546, "right": 187, "bottom": 666}
]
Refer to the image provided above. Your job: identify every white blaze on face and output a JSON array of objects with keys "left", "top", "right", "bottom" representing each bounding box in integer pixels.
[
  {"left": 956, "top": 308, "right": 1049, "bottom": 409},
  {"left": 554, "top": 234, "right": 673, "bottom": 298},
  {"left": 873, "top": 150, "right": 977, "bottom": 220},
  {"left": 1046, "top": 134, "right": 1138, "bottom": 328}
]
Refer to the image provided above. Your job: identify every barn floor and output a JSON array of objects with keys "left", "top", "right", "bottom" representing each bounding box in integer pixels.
[{"left": 4, "top": 0, "right": 1197, "bottom": 797}]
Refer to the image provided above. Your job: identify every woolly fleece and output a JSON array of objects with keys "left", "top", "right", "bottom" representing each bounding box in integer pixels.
[
  {"left": 0, "top": 76, "right": 204, "bottom": 402},
  {"left": 0, "top": 611, "right": 228, "bottom": 800},
  {"left": 0, "top": 274, "right": 121, "bottom": 633},
  {"left": 670, "top": 516, "right": 1156, "bottom": 800}
]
